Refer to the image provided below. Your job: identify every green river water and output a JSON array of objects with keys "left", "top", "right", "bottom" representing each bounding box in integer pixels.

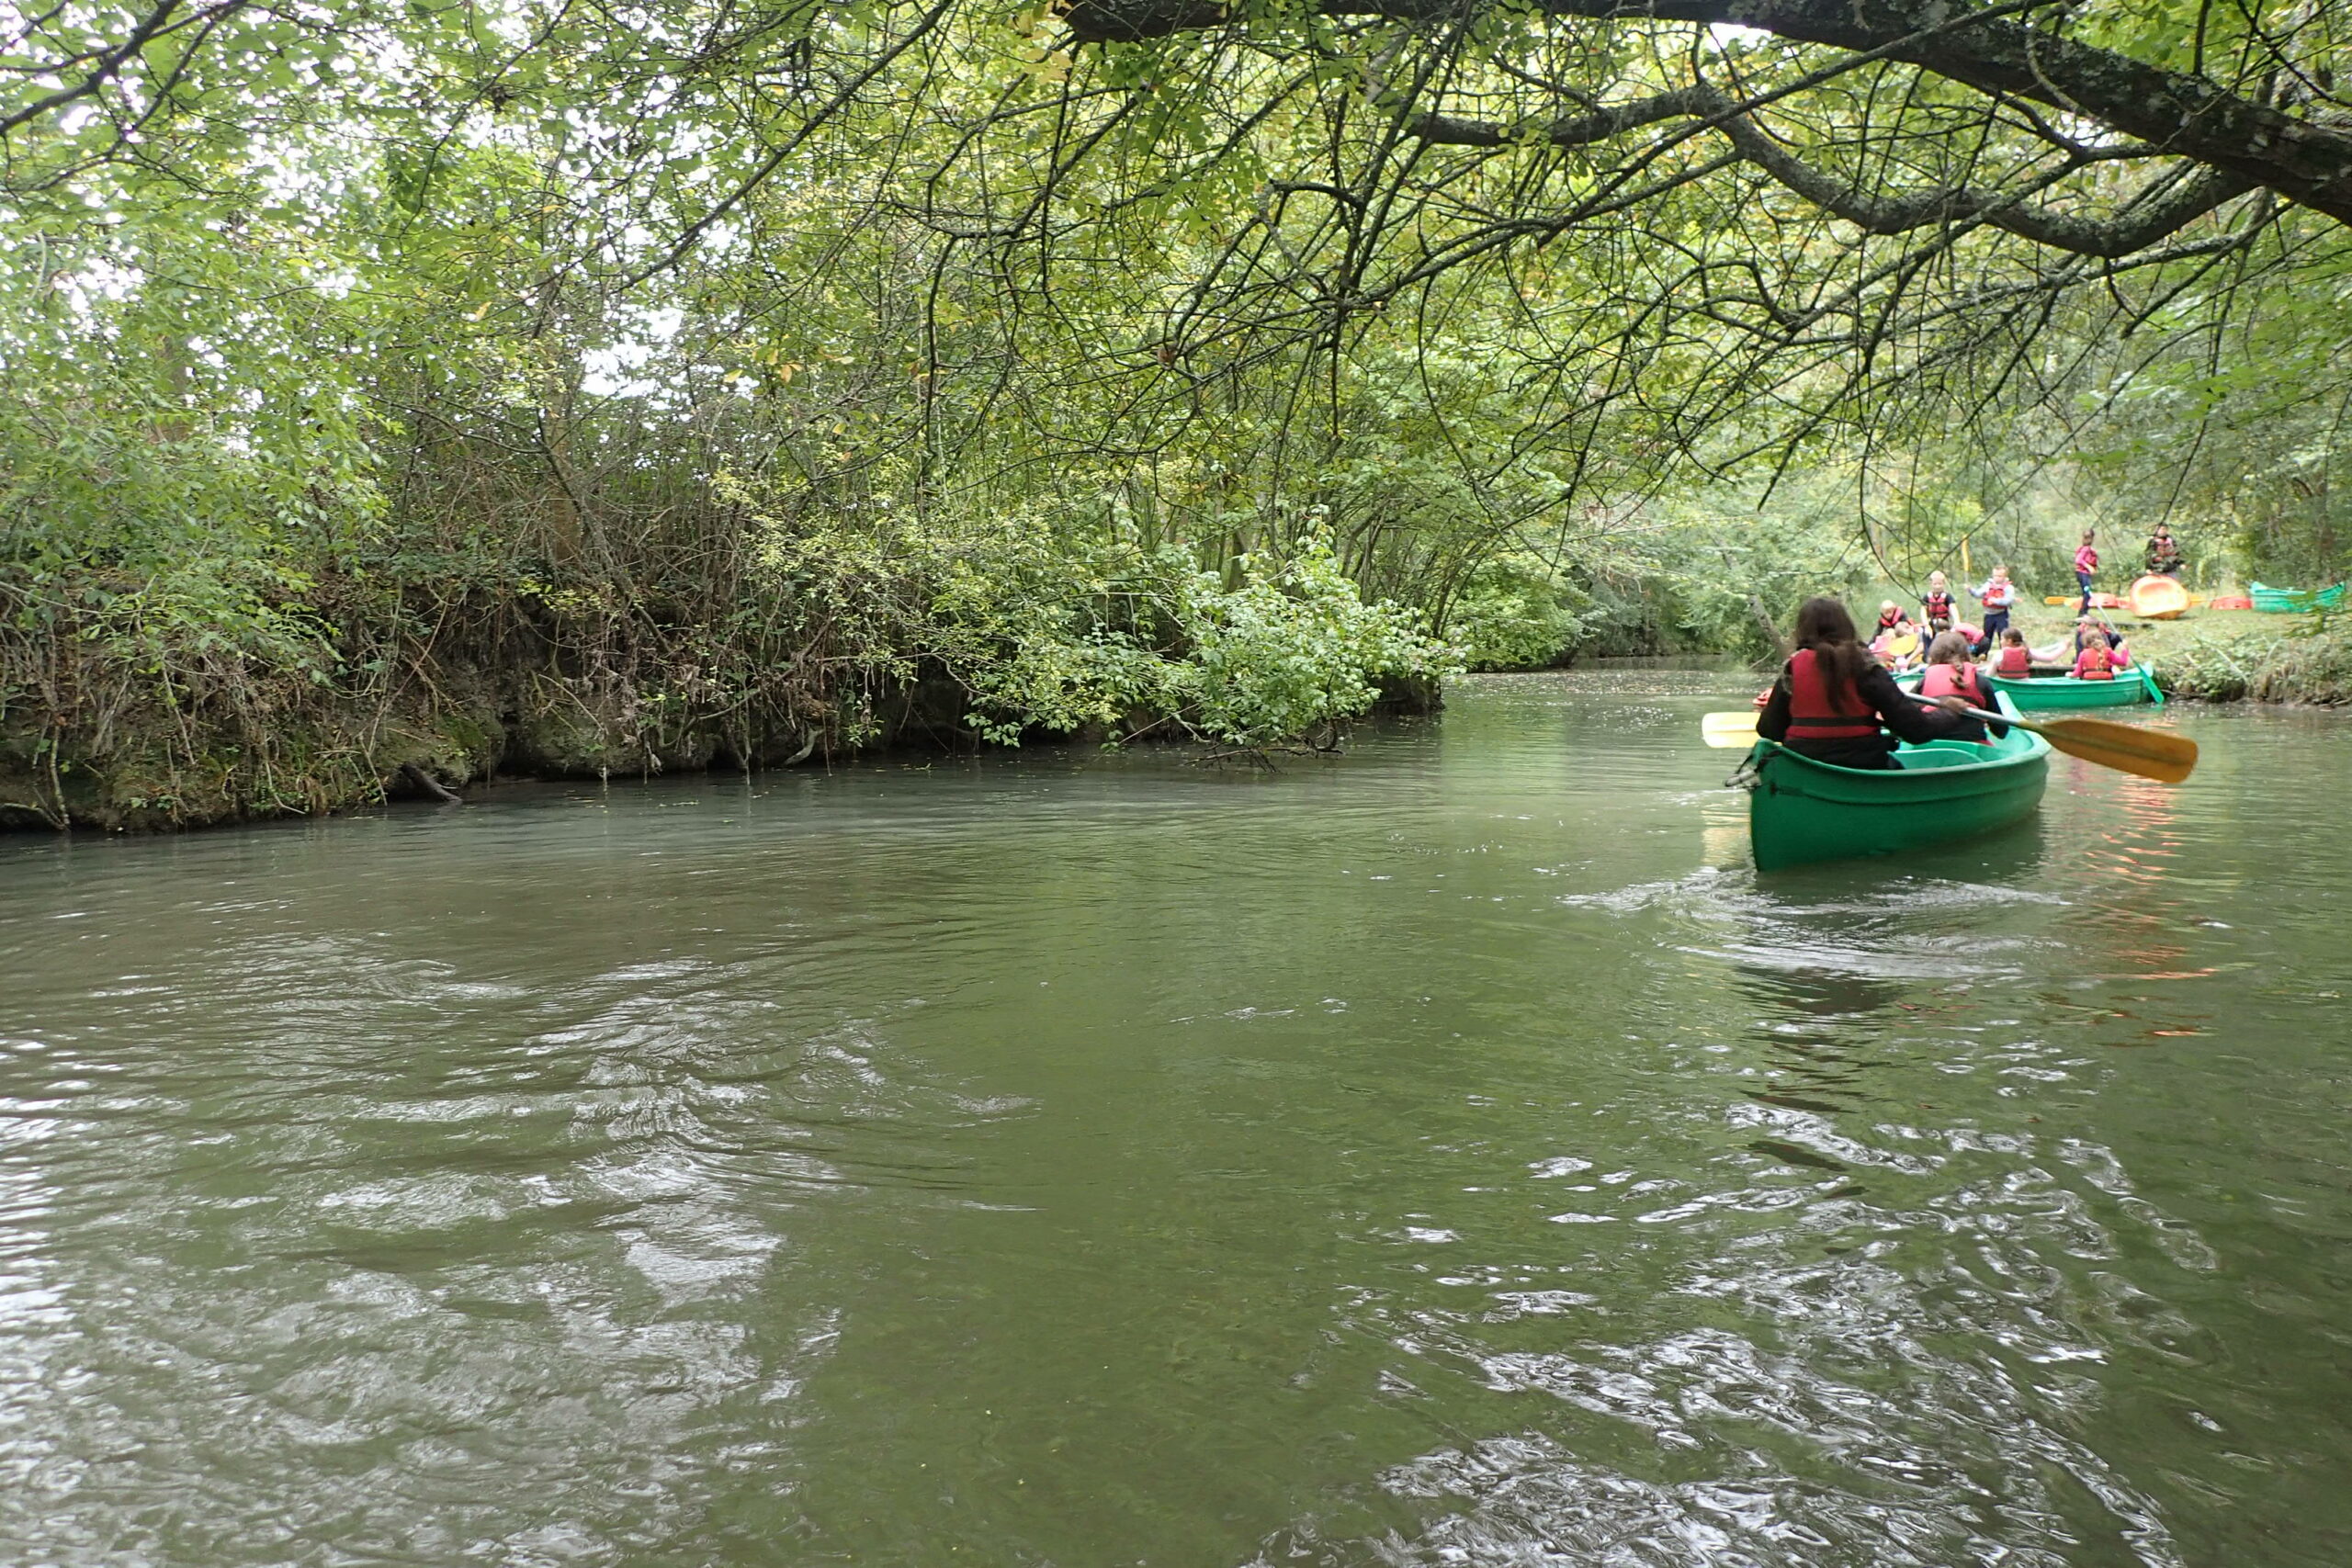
[{"left": 3, "top": 669, "right": 2347, "bottom": 1567}]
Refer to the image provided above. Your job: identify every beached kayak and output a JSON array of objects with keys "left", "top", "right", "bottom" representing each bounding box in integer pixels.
[
  {"left": 1741, "top": 695, "right": 2050, "bottom": 871},
  {"left": 2128, "top": 574, "right": 2188, "bottom": 618},
  {"left": 1987, "top": 665, "right": 2163, "bottom": 710},
  {"left": 2250, "top": 581, "right": 2347, "bottom": 614}
]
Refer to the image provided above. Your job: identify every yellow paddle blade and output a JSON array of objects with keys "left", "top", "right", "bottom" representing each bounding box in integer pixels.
[
  {"left": 1702, "top": 711, "right": 1760, "bottom": 748},
  {"left": 2036, "top": 716, "right": 2199, "bottom": 784}
]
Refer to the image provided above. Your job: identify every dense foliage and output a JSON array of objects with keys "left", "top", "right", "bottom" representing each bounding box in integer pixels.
[{"left": 1, "top": 0, "right": 2346, "bottom": 823}]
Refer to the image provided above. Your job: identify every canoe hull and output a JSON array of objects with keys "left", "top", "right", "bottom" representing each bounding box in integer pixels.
[
  {"left": 2250, "top": 581, "right": 2348, "bottom": 614},
  {"left": 1746, "top": 703, "right": 2052, "bottom": 872},
  {"left": 1987, "top": 666, "right": 2162, "bottom": 710}
]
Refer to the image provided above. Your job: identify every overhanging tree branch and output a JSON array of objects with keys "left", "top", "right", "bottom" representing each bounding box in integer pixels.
[
  {"left": 1408, "top": 85, "right": 2258, "bottom": 258},
  {"left": 1060, "top": 0, "right": 2352, "bottom": 228}
]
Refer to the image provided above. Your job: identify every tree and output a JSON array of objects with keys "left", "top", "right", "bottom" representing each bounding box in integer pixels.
[{"left": 1059, "top": 0, "right": 2352, "bottom": 242}]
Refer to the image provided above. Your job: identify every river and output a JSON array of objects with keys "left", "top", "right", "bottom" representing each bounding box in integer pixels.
[{"left": 2, "top": 669, "right": 2346, "bottom": 1567}]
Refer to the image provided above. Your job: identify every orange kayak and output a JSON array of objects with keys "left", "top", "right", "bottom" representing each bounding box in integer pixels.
[{"left": 2128, "top": 575, "right": 2189, "bottom": 618}]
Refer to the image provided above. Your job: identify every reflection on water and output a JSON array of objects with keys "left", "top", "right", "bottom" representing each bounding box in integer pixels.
[{"left": 2, "top": 674, "right": 2348, "bottom": 1566}]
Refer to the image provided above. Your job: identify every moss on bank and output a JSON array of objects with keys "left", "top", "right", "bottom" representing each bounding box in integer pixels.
[
  {"left": 0, "top": 658, "right": 1024, "bottom": 833},
  {"left": 0, "top": 525, "right": 1456, "bottom": 835}
]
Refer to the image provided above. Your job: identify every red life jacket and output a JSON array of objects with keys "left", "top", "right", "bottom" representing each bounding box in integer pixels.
[
  {"left": 1784, "top": 648, "right": 1880, "bottom": 739},
  {"left": 2075, "top": 644, "right": 2116, "bottom": 680},
  {"left": 1994, "top": 645, "right": 2032, "bottom": 676},
  {"left": 1923, "top": 591, "right": 1953, "bottom": 623},
  {"left": 1918, "top": 663, "right": 1987, "bottom": 707}
]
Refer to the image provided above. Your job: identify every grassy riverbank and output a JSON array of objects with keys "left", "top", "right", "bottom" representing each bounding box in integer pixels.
[
  {"left": 1986, "top": 604, "right": 2348, "bottom": 704},
  {"left": 2139, "top": 620, "right": 2352, "bottom": 703}
]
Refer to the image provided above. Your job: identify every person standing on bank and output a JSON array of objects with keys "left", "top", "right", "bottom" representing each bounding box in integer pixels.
[
  {"left": 2075, "top": 530, "right": 2099, "bottom": 615},
  {"left": 2146, "top": 522, "right": 2185, "bottom": 577},
  {"left": 1969, "top": 565, "right": 2018, "bottom": 649},
  {"left": 1757, "top": 598, "right": 1976, "bottom": 770}
]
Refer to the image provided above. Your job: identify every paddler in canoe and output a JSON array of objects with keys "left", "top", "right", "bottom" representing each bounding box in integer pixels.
[
  {"left": 1990, "top": 626, "right": 2033, "bottom": 677},
  {"left": 2071, "top": 619, "right": 2130, "bottom": 681},
  {"left": 1916, "top": 632, "right": 2007, "bottom": 741},
  {"left": 1757, "top": 598, "right": 1978, "bottom": 770}
]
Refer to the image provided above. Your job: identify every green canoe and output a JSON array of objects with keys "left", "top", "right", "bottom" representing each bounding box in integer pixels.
[
  {"left": 1742, "top": 696, "right": 2051, "bottom": 872},
  {"left": 2250, "top": 581, "right": 2347, "bottom": 614},
  {"left": 1986, "top": 664, "right": 2163, "bottom": 710}
]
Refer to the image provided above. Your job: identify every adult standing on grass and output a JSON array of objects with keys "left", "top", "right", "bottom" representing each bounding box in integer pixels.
[
  {"left": 2146, "top": 522, "right": 2185, "bottom": 577},
  {"left": 2075, "top": 530, "right": 2099, "bottom": 615}
]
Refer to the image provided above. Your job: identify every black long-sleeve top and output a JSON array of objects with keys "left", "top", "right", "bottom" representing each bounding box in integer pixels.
[{"left": 1757, "top": 657, "right": 1964, "bottom": 766}]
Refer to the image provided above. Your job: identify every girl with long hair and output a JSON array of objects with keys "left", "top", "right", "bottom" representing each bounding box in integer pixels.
[{"left": 1757, "top": 598, "right": 1974, "bottom": 769}]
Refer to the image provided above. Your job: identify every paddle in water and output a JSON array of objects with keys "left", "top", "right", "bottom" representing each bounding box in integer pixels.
[{"left": 1951, "top": 705, "right": 2198, "bottom": 784}]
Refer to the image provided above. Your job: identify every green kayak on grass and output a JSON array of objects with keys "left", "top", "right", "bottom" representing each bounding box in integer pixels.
[
  {"left": 2250, "top": 581, "right": 2346, "bottom": 614},
  {"left": 1743, "top": 694, "right": 2051, "bottom": 872},
  {"left": 1986, "top": 664, "right": 2163, "bottom": 710}
]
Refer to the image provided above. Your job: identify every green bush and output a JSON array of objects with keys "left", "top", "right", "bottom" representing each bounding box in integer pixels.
[
  {"left": 2162, "top": 623, "right": 2352, "bottom": 704},
  {"left": 1447, "top": 558, "right": 1587, "bottom": 671}
]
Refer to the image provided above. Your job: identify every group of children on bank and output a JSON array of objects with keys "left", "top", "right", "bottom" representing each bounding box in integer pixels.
[
  {"left": 1864, "top": 566, "right": 2015, "bottom": 666},
  {"left": 1861, "top": 565, "right": 2128, "bottom": 680}
]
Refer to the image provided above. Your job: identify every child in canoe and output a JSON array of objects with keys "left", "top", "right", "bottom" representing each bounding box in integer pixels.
[
  {"left": 2073, "top": 624, "right": 2123, "bottom": 681},
  {"left": 1871, "top": 615, "right": 1924, "bottom": 671},
  {"left": 1990, "top": 626, "right": 2033, "bottom": 677},
  {"left": 1917, "top": 632, "right": 2003, "bottom": 741},
  {"left": 1757, "top": 598, "right": 1976, "bottom": 769},
  {"left": 2080, "top": 616, "right": 2132, "bottom": 670}
]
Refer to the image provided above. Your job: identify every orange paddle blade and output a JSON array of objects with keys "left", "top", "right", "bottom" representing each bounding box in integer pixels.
[
  {"left": 1953, "top": 705, "right": 2199, "bottom": 784},
  {"left": 2036, "top": 716, "right": 2198, "bottom": 784}
]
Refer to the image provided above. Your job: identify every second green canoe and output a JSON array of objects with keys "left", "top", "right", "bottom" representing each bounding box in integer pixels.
[
  {"left": 1986, "top": 664, "right": 2163, "bottom": 710},
  {"left": 1744, "top": 696, "right": 2051, "bottom": 871}
]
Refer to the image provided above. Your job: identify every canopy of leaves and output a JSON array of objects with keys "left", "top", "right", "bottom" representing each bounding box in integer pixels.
[{"left": 0, "top": 0, "right": 2344, "bottom": 773}]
